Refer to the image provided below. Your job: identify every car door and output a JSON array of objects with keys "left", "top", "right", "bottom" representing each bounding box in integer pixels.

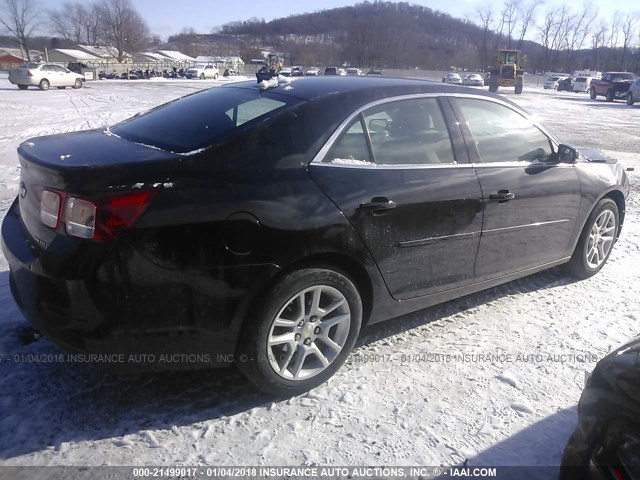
[
  {"left": 450, "top": 96, "right": 581, "bottom": 280},
  {"left": 309, "top": 96, "right": 484, "bottom": 300},
  {"left": 41, "top": 65, "right": 58, "bottom": 86}
]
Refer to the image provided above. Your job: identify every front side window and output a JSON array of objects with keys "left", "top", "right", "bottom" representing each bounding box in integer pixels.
[
  {"left": 456, "top": 98, "right": 553, "bottom": 163},
  {"left": 112, "top": 87, "right": 299, "bottom": 153},
  {"left": 323, "top": 97, "right": 456, "bottom": 166}
]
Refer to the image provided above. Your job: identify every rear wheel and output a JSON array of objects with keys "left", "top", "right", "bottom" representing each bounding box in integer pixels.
[
  {"left": 590, "top": 88, "right": 596, "bottom": 100},
  {"left": 200, "top": 73, "right": 205, "bottom": 80},
  {"left": 237, "top": 268, "right": 362, "bottom": 396},
  {"left": 627, "top": 93, "right": 634, "bottom": 105},
  {"left": 39, "top": 79, "right": 49, "bottom": 91},
  {"left": 17, "top": 85, "right": 27, "bottom": 90},
  {"left": 565, "top": 198, "right": 619, "bottom": 279},
  {"left": 214, "top": 73, "right": 218, "bottom": 80},
  {"left": 515, "top": 76, "right": 523, "bottom": 94},
  {"left": 606, "top": 89, "right": 614, "bottom": 102},
  {"left": 73, "top": 79, "right": 83, "bottom": 89}
]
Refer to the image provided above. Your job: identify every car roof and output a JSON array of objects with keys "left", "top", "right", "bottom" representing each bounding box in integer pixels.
[{"left": 225, "top": 76, "right": 505, "bottom": 102}]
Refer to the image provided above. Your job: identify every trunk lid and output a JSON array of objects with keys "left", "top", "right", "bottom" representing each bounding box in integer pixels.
[{"left": 17, "top": 129, "right": 181, "bottom": 248}]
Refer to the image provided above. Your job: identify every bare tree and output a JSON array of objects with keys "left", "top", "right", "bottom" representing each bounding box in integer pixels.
[
  {"left": 501, "top": 0, "right": 519, "bottom": 49},
  {"left": 98, "top": 0, "right": 150, "bottom": 61},
  {"left": 475, "top": 6, "right": 494, "bottom": 69},
  {"left": 565, "top": 3, "right": 598, "bottom": 71},
  {"left": 620, "top": 13, "right": 638, "bottom": 70},
  {"left": 516, "top": 0, "right": 542, "bottom": 50},
  {"left": 49, "top": 2, "right": 101, "bottom": 45},
  {"left": 0, "top": 0, "right": 41, "bottom": 61},
  {"left": 591, "top": 19, "right": 608, "bottom": 70}
]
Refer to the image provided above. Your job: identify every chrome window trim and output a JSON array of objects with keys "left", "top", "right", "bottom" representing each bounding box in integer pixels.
[{"left": 310, "top": 92, "right": 560, "bottom": 169}]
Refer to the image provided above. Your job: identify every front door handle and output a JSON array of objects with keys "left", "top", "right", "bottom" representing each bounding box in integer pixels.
[
  {"left": 360, "top": 197, "right": 397, "bottom": 215},
  {"left": 489, "top": 190, "right": 515, "bottom": 203}
]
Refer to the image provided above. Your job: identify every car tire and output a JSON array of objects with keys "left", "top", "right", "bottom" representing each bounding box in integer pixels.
[
  {"left": 565, "top": 198, "right": 619, "bottom": 279},
  {"left": 214, "top": 73, "right": 218, "bottom": 80},
  {"left": 589, "top": 88, "right": 596, "bottom": 100},
  {"left": 606, "top": 89, "right": 614, "bottom": 102},
  {"left": 236, "top": 268, "right": 362, "bottom": 396},
  {"left": 73, "top": 79, "right": 83, "bottom": 89},
  {"left": 627, "top": 93, "right": 634, "bottom": 105},
  {"left": 17, "top": 85, "right": 27, "bottom": 90},
  {"left": 200, "top": 73, "right": 205, "bottom": 80},
  {"left": 39, "top": 79, "right": 49, "bottom": 91}
]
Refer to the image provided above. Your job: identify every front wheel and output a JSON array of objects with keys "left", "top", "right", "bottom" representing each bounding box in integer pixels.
[
  {"left": 606, "top": 89, "right": 614, "bottom": 102},
  {"left": 213, "top": 73, "right": 218, "bottom": 80},
  {"left": 590, "top": 88, "right": 596, "bottom": 100},
  {"left": 73, "top": 79, "right": 83, "bottom": 89},
  {"left": 237, "top": 268, "right": 362, "bottom": 396},
  {"left": 627, "top": 93, "right": 634, "bottom": 105},
  {"left": 565, "top": 198, "right": 619, "bottom": 279}
]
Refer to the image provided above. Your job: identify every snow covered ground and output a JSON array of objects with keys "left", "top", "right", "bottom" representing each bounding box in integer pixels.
[{"left": 0, "top": 75, "right": 639, "bottom": 474}]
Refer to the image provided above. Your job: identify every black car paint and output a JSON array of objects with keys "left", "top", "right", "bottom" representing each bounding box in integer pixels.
[
  {"left": 1, "top": 77, "right": 630, "bottom": 369},
  {"left": 560, "top": 337, "right": 640, "bottom": 478}
]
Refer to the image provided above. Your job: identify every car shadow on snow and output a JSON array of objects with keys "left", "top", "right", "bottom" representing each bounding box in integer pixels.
[
  {"left": 0, "top": 268, "right": 579, "bottom": 459},
  {"left": 463, "top": 406, "right": 578, "bottom": 479}
]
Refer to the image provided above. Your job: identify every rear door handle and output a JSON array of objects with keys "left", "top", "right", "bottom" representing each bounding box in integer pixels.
[
  {"left": 489, "top": 190, "right": 515, "bottom": 202},
  {"left": 360, "top": 197, "right": 397, "bottom": 215}
]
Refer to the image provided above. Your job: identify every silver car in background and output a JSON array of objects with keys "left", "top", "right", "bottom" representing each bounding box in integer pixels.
[
  {"left": 8, "top": 63, "right": 84, "bottom": 91},
  {"left": 627, "top": 78, "right": 640, "bottom": 106}
]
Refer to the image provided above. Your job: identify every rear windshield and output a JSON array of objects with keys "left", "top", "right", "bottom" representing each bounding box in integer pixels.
[
  {"left": 112, "top": 86, "right": 301, "bottom": 153},
  {"left": 611, "top": 73, "right": 636, "bottom": 81},
  {"left": 575, "top": 78, "right": 586, "bottom": 82}
]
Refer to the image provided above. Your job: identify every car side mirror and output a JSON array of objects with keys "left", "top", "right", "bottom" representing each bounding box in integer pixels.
[
  {"left": 557, "top": 144, "right": 577, "bottom": 163},
  {"left": 368, "top": 119, "right": 389, "bottom": 133}
]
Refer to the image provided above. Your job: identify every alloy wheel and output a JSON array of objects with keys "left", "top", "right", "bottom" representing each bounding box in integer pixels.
[
  {"left": 585, "top": 209, "right": 616, "bottom": 269},
  {"left": 266, "top": 285, "right": 351, "bottom": 381}
]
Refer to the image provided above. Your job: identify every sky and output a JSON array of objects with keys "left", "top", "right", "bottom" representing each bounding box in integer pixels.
[{"left": 36, "top": 0, "right": 628, "bottom": 40}]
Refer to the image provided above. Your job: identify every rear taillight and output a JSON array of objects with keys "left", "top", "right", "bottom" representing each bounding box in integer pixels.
[
  {"left": 40, "top": 190, "right": 62, "bottom": 228},
  {"left": 40, "top": 189, "right": 156, "bottom": 241},
  {"left": 92, "top": 190, "right": 157, "bottom": 241}
]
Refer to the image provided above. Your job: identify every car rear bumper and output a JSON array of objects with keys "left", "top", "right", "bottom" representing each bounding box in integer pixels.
[{"left": 1, "top": 198, "right": 280, "bottom": 372}]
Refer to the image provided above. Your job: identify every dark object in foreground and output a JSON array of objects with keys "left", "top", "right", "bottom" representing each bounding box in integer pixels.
[
  {"left": 2, "top": 77, "right": 630, "bottom": 396},
  {"left": 560, "top": 337, "right": 640, "bottom": 479}
]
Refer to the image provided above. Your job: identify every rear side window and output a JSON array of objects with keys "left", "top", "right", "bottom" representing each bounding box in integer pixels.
[
  {"left": 323, "top": 97, "right": 456, "bottom": 166},
  {"left": 456, "top": 98, "right": 553, "bottom": 163},
  {"left": 112, "top": 87, "right": 300, "bottom": 153}
]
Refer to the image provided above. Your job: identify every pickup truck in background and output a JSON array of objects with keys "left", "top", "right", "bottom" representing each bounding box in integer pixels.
[{"left": 589, "top": 72, "right": 637, "bottom": 101}]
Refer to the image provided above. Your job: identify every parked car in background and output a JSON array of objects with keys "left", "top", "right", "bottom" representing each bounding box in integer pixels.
[
  {"left": 367, "top": 67, "right": 383, "bottom": 76},
  {"left": 290, "top": 66, "right": 304, "bottom": 77},
  {"left": 305, "top": 67, "right": 320, "bottom": 76},
  {"left": 573, "top": 77, "right": 593, "bottom": 93},
  {"left": 185, "top": 64, "right": 219, "bottom": 80},
  {"left": 2, "top": 77, "right": 629, "bottom": 396},
  {"left": 279, "top": 67, "right": 292, "bottom": 77},
  {"left": 464, "top": 73, "right": 484, "bottom": 86},
  {"left": 590, "top": 72, "right": 638, "bottom": 101},
  {"left": 443, "top": 72, "right": 462, "bottom": 84},
  {"left": 8, "top": 63, "right": 84, "bottom": 90},
  {"left": 627, "top": 78, "right": 640, "bottom": 106},
  {"left": 346, "top": 68, "right": 363, "bottom": 76},
  {"left": 337, "top": 68, "right": 347, "bottom": 76},
  {"left": 544, "top": 76, "right": 564, "bottom": 90},
  {"left": 557, "top": 77, "right": 575, "bottom": 91},
  {"left": 324, "top": 66, "right": 339, "bottom": 75},
  {"left": 560, "top": 336, "right": 640, "bottom": 480}
]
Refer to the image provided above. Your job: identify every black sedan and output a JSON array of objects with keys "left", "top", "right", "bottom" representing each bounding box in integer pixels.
[
  {"left": 558, "top": 77, "right": 576, "bottom": 92},
  {"left": 560, "top": 337, "right": 640, "bottom": 479},
  {"left": 1, "top": 77, "right": 630, "bottom": 395}
]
